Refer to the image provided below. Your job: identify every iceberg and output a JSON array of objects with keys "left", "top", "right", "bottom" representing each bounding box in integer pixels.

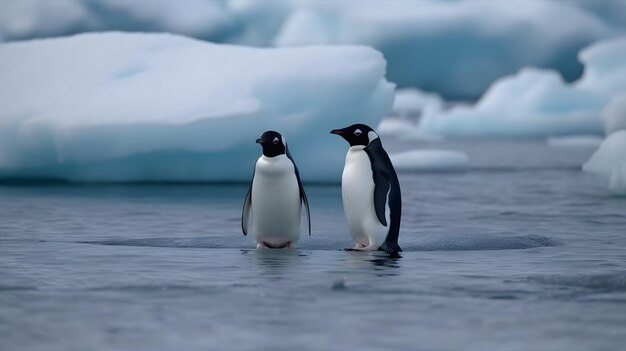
[
  {"left": 417, "top": 37, "right": 626, "bottom": 138},
  {"left": 418, "top": 68, "right": 606, "bottom": 138},
  {"left": 389, "top": 150, "right": 469, "bottom": 172},
  {"left": 390, "top": 88, "right": 444, "bottom": 119},
  {"left": 0, "top": 32, "right": 394, "bottom": 182},
  {"left": 0, "top": 0, "right": 239, "bottom": 43},
  {"left": 602, "top": 93, "right": 626, "bottom": 135},
  {"left": 378, "top": 88, "right": 444, "bottom": 138},
  {"left": 583, "top": 131, "right": 626, "bottom": 195},
  {"left": 2, "top": 1, "right": 623, "bottom": 100},
  {"left": 275, "top": 0, "right": 614, "bottom": 100}
]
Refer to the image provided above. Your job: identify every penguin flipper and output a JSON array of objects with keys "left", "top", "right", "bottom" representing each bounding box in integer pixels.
[
  {"left": 366, "top": 139, "right": 391, "bottom": 227},
  {"left": 372, "top": 174, "right": 390, "bottom": 227},
  {"left": 365, "top": 138, "right": 402, "bottom": 256},
  {"left": 286, "top": 147, "right": 311, "bottom": 236},
  {"left": 242, "top": 169, "right": 253, "bottom": 236},
  {"left": 242, "top": 185, "right": 252, "bottom": 236},
  {"left": 301, "top": 188, "right": 311, "bottom": 236}
]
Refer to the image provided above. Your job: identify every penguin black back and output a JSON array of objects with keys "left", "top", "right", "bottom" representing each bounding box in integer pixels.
[
  {"left": 364, "top": 137, "right": 402, "bottom": 256},
  {"left": 331, "top": 123, "right": 402, "bottom": 256}
]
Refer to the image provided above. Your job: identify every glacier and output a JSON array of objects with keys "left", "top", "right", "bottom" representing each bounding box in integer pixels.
[
  {"left": 0, "top": 32, "right": 394, "bottom": 182},
  {"left": 417, "top": 37, "right": 626, "bottom": 138}
]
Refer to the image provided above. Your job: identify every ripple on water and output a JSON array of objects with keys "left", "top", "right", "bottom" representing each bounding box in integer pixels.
[
  {"left": 81, "top": 233, "right": 560, "bottom": 252},
  {"left": 530, "top": 272, "right": 626, "bottom": 293},
  {"left": 405, "top": 234, "right": 561, "bottom": 251}
]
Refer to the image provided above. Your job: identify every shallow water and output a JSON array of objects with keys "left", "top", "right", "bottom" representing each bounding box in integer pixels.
[{"left": 1, "top": 140, "right": 625, "bottom": 351}]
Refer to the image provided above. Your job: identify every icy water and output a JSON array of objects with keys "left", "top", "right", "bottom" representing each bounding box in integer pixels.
[{"left": 1, "top": 140, "right": 625, "bottom": 351}]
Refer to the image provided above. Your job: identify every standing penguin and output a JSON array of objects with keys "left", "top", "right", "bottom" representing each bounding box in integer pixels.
[
  {"left": 242, "top": 131, "right": 311, "bottom": 248},
  {"left": 331, "top": 124, "right": 402, "bottom": 256}
]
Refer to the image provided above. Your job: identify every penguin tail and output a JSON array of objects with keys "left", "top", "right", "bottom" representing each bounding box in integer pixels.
[{"left": 379, "top": 241, "right": 402, "bottom": 258}]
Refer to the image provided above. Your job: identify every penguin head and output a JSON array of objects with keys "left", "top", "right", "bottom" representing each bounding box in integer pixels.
[
  {"left": 256, "top": 130, "right": 287, "bottom": 157},
  {"left": 330, "top": 124, "right": 378, "bottom": 147}
]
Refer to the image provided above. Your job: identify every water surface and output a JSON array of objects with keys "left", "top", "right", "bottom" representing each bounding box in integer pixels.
[{"left": 1, "top": 140, "right": 625, "bottom": 350}]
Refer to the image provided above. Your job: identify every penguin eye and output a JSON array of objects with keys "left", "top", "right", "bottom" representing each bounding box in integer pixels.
[
  {"left": 272, "top": 137, "right": 279, "bottom": 144},
  {"left": 354, "top": 129, "right": 362, "bottom": 136}
]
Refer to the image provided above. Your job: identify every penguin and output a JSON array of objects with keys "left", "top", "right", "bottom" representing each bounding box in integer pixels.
[
  {"left": 330, "top": 124, "right": 402, "bottom": 256},
  {"left": 242, "top": 131, "right": 311, "bottom": 248}
]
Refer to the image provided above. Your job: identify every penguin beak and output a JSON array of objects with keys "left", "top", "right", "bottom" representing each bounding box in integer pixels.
[
  {"left": 330, "top": 129, "right": 345, "bottom": 135},
  {"left": 256, "top": 138, "right": 264, "bottom": 144}
]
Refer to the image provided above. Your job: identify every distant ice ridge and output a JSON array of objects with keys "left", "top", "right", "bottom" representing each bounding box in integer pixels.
[
  {"left": 413, "top": 37, "right": 626, "bottom": 138},
  {"left": 0, "top": 32, "right": 394, "bottom": 182},
  {"left": 1, "top": 0, "right": 623, "bottom": 100}
]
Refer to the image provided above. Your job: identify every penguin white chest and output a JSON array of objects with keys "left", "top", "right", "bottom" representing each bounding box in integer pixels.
[
  {"left": 251, "top": 155, "right": 301, "bottom": 245},
  {"left": 341, "top": 146, "right": 387, "bottom": 248}
]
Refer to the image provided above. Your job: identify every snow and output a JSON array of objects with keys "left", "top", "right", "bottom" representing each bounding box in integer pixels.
[
  {"left": 583, "top": 131, "right": 626, "bottom": 195},
  {"left": 0, "top": 32, "right": 394, "bottom": 182},
  {"left": 417, "top": 37, "right": 626, "bottom": 138},
  {"left": 390, "top": 150, "right": 469, "bottom": 172}
]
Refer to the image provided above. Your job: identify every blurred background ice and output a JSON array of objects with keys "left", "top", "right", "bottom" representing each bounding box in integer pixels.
[{"left": 1, "top": 0, "right": 625, "bottom": 191}]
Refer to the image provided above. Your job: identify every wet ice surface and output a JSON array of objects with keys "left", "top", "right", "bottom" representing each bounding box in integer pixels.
[{"left": 1, "top": 140, "right": 626, "bottom": 351}]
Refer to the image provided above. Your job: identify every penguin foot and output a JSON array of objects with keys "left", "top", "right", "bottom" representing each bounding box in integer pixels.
[
  {"left": 349, "top": 245, "right": 379, "bottom": 252},
  {"left": 344, "top": 243, "right": 376, "bottom": 251},
  {"left": 257, "top": 241, "right": 293, "bottom": 249}
]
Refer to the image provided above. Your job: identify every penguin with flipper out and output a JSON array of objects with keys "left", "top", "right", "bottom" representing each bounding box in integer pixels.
[
  {"left": 242, "top": 131, "right": 310, "bottom": 248},
  {"left": 331, "top": 124, "right": 402, "bottom": 256}
]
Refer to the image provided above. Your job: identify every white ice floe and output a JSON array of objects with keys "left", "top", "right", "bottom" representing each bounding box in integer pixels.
[
  {"left": 418, "top": 37, "right": 626, "bottom": 138},
  {"left": 389, "top": 150, "right": 469, "bottom": 172},
  {"left": 583, "top": 131, "right": 626, "bottom": 195},
  {"left": 0, "top": 32, "right": 394, "bottom": 182}
]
